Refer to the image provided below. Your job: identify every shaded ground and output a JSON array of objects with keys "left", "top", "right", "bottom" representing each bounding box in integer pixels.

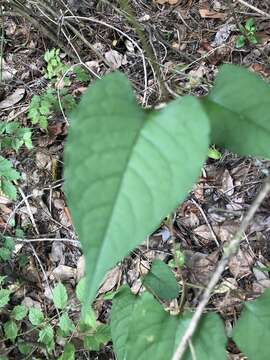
[{"left": 1, "top": 0, "right": 270, "bottom": 358}]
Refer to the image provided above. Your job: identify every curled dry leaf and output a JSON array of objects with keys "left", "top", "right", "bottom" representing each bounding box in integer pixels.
[
  {"left": 155, "top": 0, "right": 179, "bottom": 4},
  {"left": 0, "top": 88, "right": 25, "bottom": 109},
  {"left": 199, "top": 8, "right": 226, "bottom": 19},
  {"left": 221, "top": 169, "right": 234, "bottom": 196},
  {"left": 21, "top": 296, "right": 42, "bottom": 310},
  {"left": 184, "top": 250, "right": 219, "bottom": 285},
  {"left": 50, "top": 265, "right": 76, "bottom": 281},
  {"left": 36, "top": 152, "right": 52, "bottom": 170},
  {"left": 252, "top": 261, "right": 270, "bottom": 293},
  {"left": 194, "top": 224, "right": 220, "bottom": 245},
  {"left": 98, "top": 266, "right": 121, "bottom": 295},
  {"left": 76, "top": 255, "right": 85, "bottom": 282},
  {"left": 228, "top": 248, "right": 254, "bottom": 278},
  {"left": 214, "top": 278, "right": 238, "bottom": 294},
  {"left": 212, "top": 24, "right": 236, "bottom": 47},
  {"left": 50, "top": 241, "right": 64, "bottom": 264},
  {"left": 104, "top": 50, "right": 128, "bottom": 70}
]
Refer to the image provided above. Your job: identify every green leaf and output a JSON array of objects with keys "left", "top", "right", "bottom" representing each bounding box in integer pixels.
[
  {"left": 103, "top": 290, "right": 116, "bottom": 300},
  {"left": 28, "top": 308, "right": 44, "bottom": 326},
  {"left": 208, "top": 146, "right": 222, "bottom": 160},
  {"left": 4, "top": 320, "right": 18, "bottom": 342},
  {"left": 74, "top": 65, "right": 90, "bottom": 83},
  {"left": 0, "top": 275, "right": 7, "bottom": 285},
  {"left": 65, "top": 72, "right": 209, "bottom": 304},
  {"left": 245, "top": 18, "right": 255, "bottom": 31},
  {"left": 175, "top": 312, "right": 227, "bottom": 360},
  {"left": 11, "top": 304, "right": 28, "bottom": 320},
  {"left": 235, "top": 35, "right": 245, "bottom": 48},
  {"left": 126, "top": 292, "right": 177, "bottom": 360},
  {"left": 18, "top": 340, "right": 31, "bottom": 355},
  {"left": 203, "top": 65, "right": 270, "bottom": 158},
  {"left": 79, "top": 307, "right": 97, "bottom": 331},
  {"left": 0, "top": 289, "right": 11, "bottom": 308},
  {"left": 168, "top": 249, "right": 185, "bottom": 269},
  {"left": 4, "top": 237, "right": 15, "bottom": 251},
  {"left": 83, "top": 324, "right": 111, "bottom": 351},
  {"left": 59, "top": 312, "right": 75, "bottom": 336},
  {"left": 111, "top": 286, "right": 137, "bottom": 360},
  {"left": 52, "top": 283, "right": 68, "bottom": 309},
  {"left": 58, "top": 343, "right": 75, "bottom": 360},
  {"left": 39, "top": 100, "right": 51, "bottom": 115},
  {"left": 249, "top": 34, "right": 258, "bottom": 44},
  {"left": 142, "top": 260, "right": 179, "bottom": 300},
  {"left": 75, "top": 277, "right": 86, "bottom": 303},
  {"left": 111, "top": 286, "right": 227, "bottom": 360},
  {"left": 0, "top": 247, "right": 11, "bottom": 261},
  {"left": 1, "top": 178, "right": 17, "bottom": 200},
  {"left": 232, "top": 289, "right": 270, "bottom": 360},
  {"left": 111, "top": 286, "right": 177, "bottom": 360},
  {"left": 38, "top": 324, "right": 54, "bottom": 345},
  {"left": 39, "top": 115, "right": 48, "bottom": 129}
]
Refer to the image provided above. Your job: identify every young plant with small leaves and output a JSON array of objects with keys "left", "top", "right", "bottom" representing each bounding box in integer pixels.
[
  {"left": 0, "top": 121, "right": 32, "bottom": 152},
  {"left": 236, "top": 18, "right": 258, "bottom": 48},
  {"left": 0, "top": 155, "right": 20, "bottom": 200},
  {"left": 28, "top": 49, "right": 89, "bottom": 130},
  {"left": 0, "top": 279, "right": 111, "bottom": 359}
]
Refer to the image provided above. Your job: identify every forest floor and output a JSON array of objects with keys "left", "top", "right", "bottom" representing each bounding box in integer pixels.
[{"left": 1, "top": 0, "right": 270, "bottom": 359}]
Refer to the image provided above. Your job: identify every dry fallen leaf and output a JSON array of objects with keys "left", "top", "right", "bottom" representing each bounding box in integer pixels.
[
  {"left": 0, "top": 88, "right": 25, "bottom": 109},
  {"left": 155, "top": 0, "right": 179, "bottom": 4},
  {"left": 22, "top": 297, "right": 42, "bottom": 310},
  {"left": 194, "top": 224, "right": 220, "bottom": 245},
  {"left": 252, "top": 261, "right": 270, "bottom": 293},
  {"left": 76, "top": 255, "right": 85, "bottom": 281},
  {"left": 199, "top": 8, "right": 225, "bottom": 19},
  {"left": 221, "top": 169, "right": 234, "bottom": 196},
  {"left": 98, "top": 266, "right": 121, "bottom": 294},
  {"left": 229, "top": 248, "right": 254, "bottom": 278},
  {"left": 50, "top": 265, "right": 76, "bottom": 281},
  {"left": 50, "top": 241, "right": 64, "bottom": 264},
  {"left": 184, "top": 250, "right": 219, "bottom": 285},
  {"left": 104, "top": 50, "right": 128, "bottom": 70}
]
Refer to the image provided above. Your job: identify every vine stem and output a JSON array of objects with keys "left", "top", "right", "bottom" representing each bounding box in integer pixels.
[{"left": 172, "top": 177, "right": 270, "bottom": 360}]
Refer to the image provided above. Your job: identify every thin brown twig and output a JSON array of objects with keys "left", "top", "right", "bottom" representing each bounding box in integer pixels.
[
  {"left": 191, "top": 198, "right": 219, "bottom": 247},
  {"left": 172, "top": 178, "right": 270, "bottom": 360},
  {"left": 63, "top": 15, "right": 149, "bottom": 105},
  {"left": 234, "top": 0, "right": 270, "bottom": 18}
]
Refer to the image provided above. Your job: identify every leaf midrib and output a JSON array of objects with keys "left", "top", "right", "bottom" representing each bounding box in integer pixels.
[{"left": 90, "top": 110, "right": 146, "bottom": 299}]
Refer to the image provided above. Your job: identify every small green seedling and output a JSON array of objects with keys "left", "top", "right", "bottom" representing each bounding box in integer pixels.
[
  {"left": 28, "top": 88, "right": 76, "bottom": 130},
  {"left": 236, "top": 18, "right": 258, "bottom": 48},
  {"left": 0, "top": 121, "right": 32, "bottom": 152},
  {"left": 44, "top": 48, "right": 67, "bottom": 80},
  {"left": 0, "top": 155, "right": 20, "bottom": 200},
  {"left": 208, "top": 146, "right": 222, "bottom": 160}
]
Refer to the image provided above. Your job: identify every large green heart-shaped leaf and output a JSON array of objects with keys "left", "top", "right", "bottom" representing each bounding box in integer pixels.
[
  {"left": 111, "top": 286, "right": 227, "bottom": 360},
  {"left": 175, "top": 311, "right": 227, "bottom": 360},
  {"left": 110, "top": 286, "right": 137, "bottom": 360},
  {"left": 202, "top": 64, "right": 270, "bottom": 158},
  {"left": 232, "top": 289, "right": 270, "bottom": 360},
  {"left": 64, "top": 72, "right": 209, "bottom": 304},
  {"left": 111, "top": 287, "right": 177, "bottom": 360}
]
